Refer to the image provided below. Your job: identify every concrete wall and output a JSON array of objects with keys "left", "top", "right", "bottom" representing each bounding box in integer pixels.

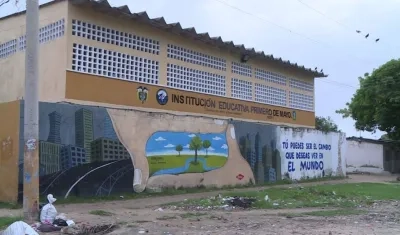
[
  {"left": 346, "top": 140, "right": 386, "bottom": 174},
  {"left": 66, "top": 2, "right": 315, "bottom": 105},
  {"left": 278, "top": 128, "right": 346, "bottom": 180},
  {"left": 0, "top": 101, "right": 20, "bottom": 202},
  {"left": 10, "top": 102, "right": 345, "bottom": 202},
  {"left": 0, "top": 1, "right": 68, "bottom": 103}
]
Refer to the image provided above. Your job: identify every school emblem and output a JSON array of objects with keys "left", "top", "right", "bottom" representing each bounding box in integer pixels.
[{"left": 137, "top": 86, "right": 148, "bottom": 104}]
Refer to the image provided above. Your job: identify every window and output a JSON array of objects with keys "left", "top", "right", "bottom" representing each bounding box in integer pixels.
[
  {"left": 289, "top": 78, "right": 313, "bottom": 92},
  {"left": 255, "top": 83, "right": 286, "bottom": 107},
  {"left": 72, "top": 43, "right": 159, "bottom": 85},
  {"left": 19, "top": 19, "right": 65, "bottom": 51},
  {"left": 231, "top": 78, "right": 252, "bottom": 101},
  {"left": 167, "top": 44, "right": 226, "bottom": 71},
  {"left": 289, "top": 91, "right": 313, "bottom": 111},
  {"left": 167, "top": 63, "right": 226, "bottom": 96},
  {"left": 255, "top": 68, "right": 287, "bottom": 86},
  {"left": 0, "top": 39, "right": 17, "bottom": 59},
  {"left": 232, "top": 62, "right": 252, "bottom": 77},
  {"left": 72, "top": 19, "right": 160, "bottom": 55}
]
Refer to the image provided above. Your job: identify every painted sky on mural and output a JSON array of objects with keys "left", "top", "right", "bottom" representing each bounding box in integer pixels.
[{"left": 146, "top": 132, "right": 228, "bottom": 157}]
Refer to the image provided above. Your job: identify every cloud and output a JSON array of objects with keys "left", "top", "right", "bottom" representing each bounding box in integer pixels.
[
  {"left": 212, "top": 136, "right": 222, "bottom": 141},
  {"left": 188, "top": 134, "right": 196, "bottom": 138},
  {"left": 184, "top": 144, "right": 190, "bottom": 148},
  {"left": 208, "top": 147, "right": 215, "bottom": 151},
  {"left": 221, "top": 144, "right": 228, "bottom": 149},
  {"left": 155, "top": 137, "right": 166, "bottom": 141},
  {"left": 164, "top": 144, "right": 175, "bottom": 148}
]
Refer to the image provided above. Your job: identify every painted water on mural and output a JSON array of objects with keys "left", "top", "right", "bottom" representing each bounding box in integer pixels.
[
  {"left": 18, "top": 102, "right": 134, "bottom": 200},
  {"left": 146, "top": 132, "right": 228, "bottom": 176}
]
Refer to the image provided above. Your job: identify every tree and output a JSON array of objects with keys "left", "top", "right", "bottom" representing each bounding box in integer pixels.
[
  {"left": 315, "top": 116, "right": 339, "bottom": 133},
  {"left": 189, "top": 136, "right": 203, "bottom": 163},
  {"left": 175, "top": 144, "right": 183, "bottom": 156},
  {"left": 202, "top": 140, "right": 211, "bottom": 156},
  {"left": 380, "top": 134, "right": 390, "bottom": 141},
  {"left": 336, "top": 59, "right": 400, "bottom": 140}
]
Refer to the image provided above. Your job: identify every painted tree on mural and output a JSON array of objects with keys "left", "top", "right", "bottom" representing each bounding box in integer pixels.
[
  {"left": 337, "top": 59, "right": 400, "bottom": 140},
  {"left": 175, "top": 144, "right": 183, "bottom": 156},
  {"left": 202, "top": 140, "right": 211, "bottom": 157},
  {"left": 189, "top": 136, "right": 203, "bottom": 164}
]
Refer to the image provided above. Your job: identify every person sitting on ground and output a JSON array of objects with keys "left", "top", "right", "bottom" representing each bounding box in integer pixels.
[{"left": 40, "top": 194, "right": 58, "bottom": 224}]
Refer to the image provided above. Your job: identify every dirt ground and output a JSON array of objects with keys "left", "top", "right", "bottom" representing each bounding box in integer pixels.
[{"left": 1, "top": 174, "right": 400, "bottom": 235}]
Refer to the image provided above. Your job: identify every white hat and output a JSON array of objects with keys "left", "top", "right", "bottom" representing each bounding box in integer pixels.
[{"left": 47, "top": 194, "right": 57, "bottom": 204}]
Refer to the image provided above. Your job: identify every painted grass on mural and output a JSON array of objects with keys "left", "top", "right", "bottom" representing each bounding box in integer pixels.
[{"left": 148, "top": 155, "right": 227, "bottom": 176}]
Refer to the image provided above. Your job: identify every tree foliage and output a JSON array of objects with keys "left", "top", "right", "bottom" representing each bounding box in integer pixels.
[
  {"left": 175, "top": 144, "right": 183, "bottom": 156},
  {"left": 189, "top": 136, "right": 203, "bottom": 163},
  {"left": 315, "top": 116, "right": 339, "bottom": 133},
  {"left": 202, "top": 140, "right": 211, "bottom": 156},
  {"left": 336, "top": 59, "right": 400, "bottom": 140}
]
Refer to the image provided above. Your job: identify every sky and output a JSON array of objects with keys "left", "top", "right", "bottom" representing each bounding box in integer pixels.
[
  {"left": 1, "top": 0, "right": 399, "bottom": 139},
  {"left": 146, "top": 132, "right": 228, "bottom": 157}
]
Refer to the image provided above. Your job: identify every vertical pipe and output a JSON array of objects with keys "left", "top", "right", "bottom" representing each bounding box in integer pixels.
[{"left": 23, "top": 0, "right": 40, "bottom": 222}]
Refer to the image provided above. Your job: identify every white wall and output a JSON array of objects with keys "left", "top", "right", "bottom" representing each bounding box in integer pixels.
[
  {"left": 278, "top": 128, "right": 346, "bottom": 180},
  {"left": 346, "top": 140, "right": 385, "bottom": 174}
]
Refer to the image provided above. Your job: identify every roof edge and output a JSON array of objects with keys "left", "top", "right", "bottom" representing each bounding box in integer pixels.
[{"left": 0, "top": 0, "right": 327, "bottom": 78}]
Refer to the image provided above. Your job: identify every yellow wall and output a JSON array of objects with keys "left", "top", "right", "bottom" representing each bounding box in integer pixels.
[
  {"left": 0, "top": 100, "right": 20, "bottom": 202},
  {"left": 0, "top": 1, "right": 69, "bottom": 103},
  {"left": 0, "top": 1, "right": 315, "bottom": 127},
  {"left": 66, "top": 71, "right": 315, "bottom": 127},
  {"left": 66, "top": 2, "right": 315, "bottom": 110}
]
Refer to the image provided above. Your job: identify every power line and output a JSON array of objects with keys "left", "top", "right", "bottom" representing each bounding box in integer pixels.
[
  {"left": 296, "top": 0, "right": 385, "bottom": 45},
  {"left": 213, "top": 0, "right": 327, "bottom": 46},
  {"left": 210, "top": 0, "right": 390, "bottom": 90},
  {"left": 296, "top": 0, "right": 350, "bottom": 29},
  {"left": 211, "top": 0, "right": 382, "bottom": 63}
]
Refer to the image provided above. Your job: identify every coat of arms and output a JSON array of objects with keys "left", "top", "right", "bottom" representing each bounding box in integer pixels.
[{"left": 137, "top": 86, "right": 148, "bottom": 103}]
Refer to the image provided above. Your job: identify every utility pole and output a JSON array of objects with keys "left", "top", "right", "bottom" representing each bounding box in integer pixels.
[{"left": 23, "top": 0, "right": 40, "bottom": 222}]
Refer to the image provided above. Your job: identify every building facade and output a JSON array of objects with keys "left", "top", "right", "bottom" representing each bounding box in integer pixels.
[
  {"left": 0, "top": 0, "right": 347, "bottom": 204},
  {"left": 91, "top": 137, "right": 130, "bottom": 162},
  {"left": 0, "top": 0, "right": 325, "bottom": 128}
]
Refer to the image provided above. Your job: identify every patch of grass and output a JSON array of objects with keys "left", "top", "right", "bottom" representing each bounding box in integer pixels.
[
  {"left": 156, "top": 215, "right": 178, "bottom": 220},
  {"left": 52, "top": 175, "right": 345, "bottom": 205},
  {"left": 135, "top": 220, "right": 151, "bottom": 223},
  {"left": 0, "top": 216, "right": 23, "bottom": 229},
  {"left": 0, "top": 202, "right": 21, "bottom": 209},
  {"left": 169, "top": 183, "right": 400, "bottom": 210},
  {"left": 180, "top": 212, "right": 208, "bottom": 218},
  {"left": 303, "top": 209, "right": 365, "bottom": 217},
  {"left": 89, "top": 210, "right": 114, "bottom": 216}
]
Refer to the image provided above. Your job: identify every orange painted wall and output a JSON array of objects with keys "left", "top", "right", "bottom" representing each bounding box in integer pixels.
[{"left": 0, "top": 100, "right": 20, "bottom": 202}]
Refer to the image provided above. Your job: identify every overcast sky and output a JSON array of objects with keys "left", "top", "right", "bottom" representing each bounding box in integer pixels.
[{"left": 1, "top": 0, "right": 398, "bottom": 139}]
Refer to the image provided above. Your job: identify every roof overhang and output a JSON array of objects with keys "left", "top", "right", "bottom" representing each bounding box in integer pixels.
[{"left": 1, "top": 0, "right": 327, "bottom": 78}]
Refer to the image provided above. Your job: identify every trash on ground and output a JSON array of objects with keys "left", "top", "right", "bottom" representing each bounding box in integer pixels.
[
  {"left": 224, "top": 196, "right": 256, "bottom": 209},
  {"left": 155, "top": 208, "right": 164, "bottom": 212},
  {"left": 61, "top": 223, "right": 117, "bottom": 235},
  {"left": 1, "top": 221, "right": 39, "bottom": 235}
]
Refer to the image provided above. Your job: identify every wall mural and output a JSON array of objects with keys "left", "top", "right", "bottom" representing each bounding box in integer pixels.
[
  {"left": 146, "top": 132, "right": 228, "bottom": 176},
  {"left": 10, "top": 101, "right": 345, "bottom": 203},
  {"left": 232, "top": 121, "right": 281, "bottom": 184},
  {"left": 18, "top": 102, "right": 135, "bottom": 200}
]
